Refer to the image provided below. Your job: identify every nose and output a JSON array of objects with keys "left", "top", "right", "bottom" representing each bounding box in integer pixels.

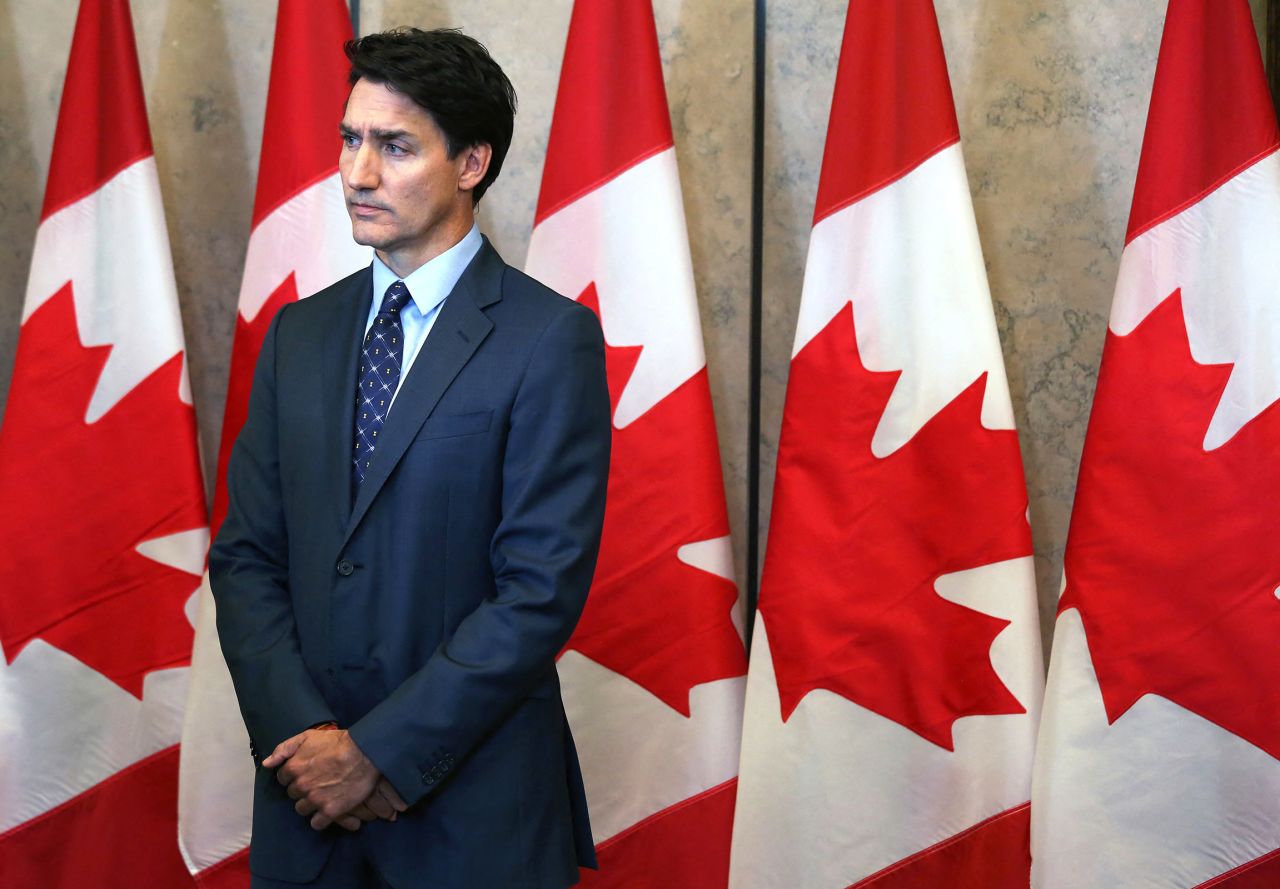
[{"left": 344, "top": 141, "right": 379, "bottom": 192}]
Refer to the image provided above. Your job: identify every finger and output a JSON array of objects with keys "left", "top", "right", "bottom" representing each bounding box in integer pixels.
[
  {"left": 263, "top": 732, "right": 308, "bottom": 769},
  {"left": 275, "top": 760, "right": 300, "bottom": 787},
  {"left": 336, "top": 814, "right": 362, "bottom": 832},
  {"left": 378, "top": 779, "right": 409, "bottom": 813},
  {"left": 349, "top": 803, "right": 378, "bottom": 823},
  {"left": 363, "top": 792, "right": 394, "bottom": 821},
  {"left": 285, "top": 782, "right": 305, "bottom": 801},
  {"left": 294, "top": 797, "right": 318, "bottom": 816},
  {"left": 310, "top": 811, "right": 333, "bottom": 831}
]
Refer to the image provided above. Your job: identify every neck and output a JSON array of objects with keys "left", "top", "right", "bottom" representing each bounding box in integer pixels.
[{"left": 377, "top": 209, "right": 474, "bottom": 278}]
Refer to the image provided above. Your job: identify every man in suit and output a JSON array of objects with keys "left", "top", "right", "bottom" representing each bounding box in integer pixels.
[{"left": 210, "top": 28, "right": 610, "bottom": 889}]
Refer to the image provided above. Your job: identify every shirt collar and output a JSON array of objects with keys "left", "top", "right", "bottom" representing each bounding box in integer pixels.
[{"left": 370, "top": 224, "right": 483, "bottom": 316}]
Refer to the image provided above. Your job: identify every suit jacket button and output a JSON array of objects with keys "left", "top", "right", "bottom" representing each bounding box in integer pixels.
[{"left": 336, "top": 559, "right": 354, "bottom": 576}]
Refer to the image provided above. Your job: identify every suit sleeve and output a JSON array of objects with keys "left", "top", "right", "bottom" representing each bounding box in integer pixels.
[
  {"left": 347, "top": 303, "right": 611, "bottom": 807},
  {"left": 209, "top": 304, "right": 336, "bottom": 761}
]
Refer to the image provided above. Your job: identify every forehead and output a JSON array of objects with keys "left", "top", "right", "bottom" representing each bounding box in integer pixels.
[{"left": 342, "top": 78, "right": 438, "bottom": 136}]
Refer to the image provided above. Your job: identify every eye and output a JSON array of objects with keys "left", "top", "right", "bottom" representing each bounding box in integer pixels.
[
  {"left": 342, "top": 132, "right": 360, "bottom": 149},
  {"left": 385, "top": 143, "right": 407, "bottom": 157}
]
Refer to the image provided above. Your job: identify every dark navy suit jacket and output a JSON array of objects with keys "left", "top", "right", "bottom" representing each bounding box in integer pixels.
[{"left": 209, "top": 239, "right": 610, "bottom": 888}]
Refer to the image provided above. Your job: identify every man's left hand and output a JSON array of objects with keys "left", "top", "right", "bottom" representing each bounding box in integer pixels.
[{"left": 266, "top": 728, "right": 381, "bottom": 831}]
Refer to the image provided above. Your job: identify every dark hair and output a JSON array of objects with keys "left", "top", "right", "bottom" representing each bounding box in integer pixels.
[{"left": 345, "top": 28, "right": 517, "bottom": 203}]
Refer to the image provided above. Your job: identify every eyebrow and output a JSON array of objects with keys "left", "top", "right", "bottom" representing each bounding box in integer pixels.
[{"left": 339, "top": 124, "right": 414, "bottom": 143}]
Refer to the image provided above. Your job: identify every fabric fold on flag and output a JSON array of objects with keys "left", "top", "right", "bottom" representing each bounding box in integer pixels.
[
  {"left": 1031, "top": 3, "right": 1280, "bottom": 887},
  {"left": 729, "top": 2, "right": 1043, "bottom": 887},
  {"left": 0, "top": 1, "right": 207, "bottom": 886},
  {"left": 525, "top": 1, "right": 746, "bottom": 885}
]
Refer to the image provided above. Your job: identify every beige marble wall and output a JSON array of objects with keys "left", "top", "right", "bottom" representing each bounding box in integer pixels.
[
  {"left": 0, "top": 0, "right": 1269, "bottom": 652},
  {"left": 760, "top": 0, "right": 1268, "bottom": 650}
]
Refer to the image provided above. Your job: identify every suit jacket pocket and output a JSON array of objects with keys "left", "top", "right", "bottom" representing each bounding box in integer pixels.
[{"left": 415, "top": 409, "right": 492, "bottom": 441}]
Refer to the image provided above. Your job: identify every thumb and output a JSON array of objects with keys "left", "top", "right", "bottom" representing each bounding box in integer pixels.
[
  {"left": 262, "top": 731, "right": 308, "bottom": 768},
  {"left": 378, "top": 778, "right": 409, "bottom": 813}
]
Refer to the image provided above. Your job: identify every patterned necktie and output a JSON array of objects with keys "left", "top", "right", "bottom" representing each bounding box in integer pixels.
[{"left": 353, "top": 280, "right": 410, "bottom": 487}]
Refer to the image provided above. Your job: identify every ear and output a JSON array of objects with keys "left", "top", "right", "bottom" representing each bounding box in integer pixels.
[{"left": 458, "top": 143, "right": 493, "bottom": 195}]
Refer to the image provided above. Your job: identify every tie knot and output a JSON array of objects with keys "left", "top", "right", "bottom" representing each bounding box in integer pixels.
[{"left": 379, "top": 280, "right": 410, "bottom": 315}]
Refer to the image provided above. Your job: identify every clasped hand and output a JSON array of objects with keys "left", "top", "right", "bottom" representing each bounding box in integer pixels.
[{"left": 263, "top": 728, "right": 408, "bottom": 831}]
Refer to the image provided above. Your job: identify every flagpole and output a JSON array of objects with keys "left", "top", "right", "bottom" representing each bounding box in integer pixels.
[
  {"left": 745, "top": 0, "right": 765, "bottom": 649},
  {"left": 350, "top": 0, "right": 359, "bottom": 37}
]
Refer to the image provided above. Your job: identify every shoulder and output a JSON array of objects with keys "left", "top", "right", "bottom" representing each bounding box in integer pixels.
[
  {"left": 265, "top": 266, "right": 371, "bottom": 342},
  {"left": 496, "top": 265, "right": 599, "bottom": 336},
  {"left": 284, "top": 266, "right": 371, "bottom": 321}
]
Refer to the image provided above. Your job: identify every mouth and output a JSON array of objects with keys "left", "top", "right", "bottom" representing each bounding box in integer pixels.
[{"left": 349, "top": 201, "right": 388, "bottom": 218}]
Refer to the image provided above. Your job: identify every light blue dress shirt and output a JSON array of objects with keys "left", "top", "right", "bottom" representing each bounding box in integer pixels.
[{"left": 366, "top": 224, "right": 483, "bottom": 413}]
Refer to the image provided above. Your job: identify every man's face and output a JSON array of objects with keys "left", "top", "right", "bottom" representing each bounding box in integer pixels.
[{"left": 339, "top": 78, "right": 475, "bottom": 269}]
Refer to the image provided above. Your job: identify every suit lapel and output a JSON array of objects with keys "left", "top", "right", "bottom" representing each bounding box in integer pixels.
[
  {"left": 318, "top": 266, "right": 373, "bottom": 524},
  {"left": 342, "top": 239, "right": 504, "bottom": 548}
]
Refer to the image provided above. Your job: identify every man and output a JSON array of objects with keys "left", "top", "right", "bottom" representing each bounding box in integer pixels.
[{"left": 210, "top": 28, "right": 610, "bottom": 889}]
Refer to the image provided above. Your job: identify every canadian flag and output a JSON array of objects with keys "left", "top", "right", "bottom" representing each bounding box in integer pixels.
[
  {"left": 0, "top": 0, "right": 206, "bottom": 886},
  {"left": 729, "top": 2, "right": 1043, "bottom": 887},
  {"left": 524, "top": 1, "right": 747, "bottom": 885},
  {"left": 1030, "top": 2, "right": 1280, "bottom": 887},
  {"left": 177, "top": 1, "right": 367, "bottom": 885}
]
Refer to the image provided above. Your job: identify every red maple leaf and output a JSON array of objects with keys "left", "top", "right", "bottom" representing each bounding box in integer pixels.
[
  {"left": 0, "top": 285, "right": 208, "bottom": 697},
  {"left": 1060, "top": 292, "right": 1280, "bottom": 758},
  {"left": 210, "top": 273, "right": 298, "bottom": 538},
  {"left": 759, "top": 303, "right": 1032, "bottom": 749},
  {"left": 561, "top": 284, "right": 747, "bottom": 716}
]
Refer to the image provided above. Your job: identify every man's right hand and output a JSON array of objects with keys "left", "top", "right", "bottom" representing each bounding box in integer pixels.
[{"left": 265, "top": 729, "right": 408, "bottom": 830}]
